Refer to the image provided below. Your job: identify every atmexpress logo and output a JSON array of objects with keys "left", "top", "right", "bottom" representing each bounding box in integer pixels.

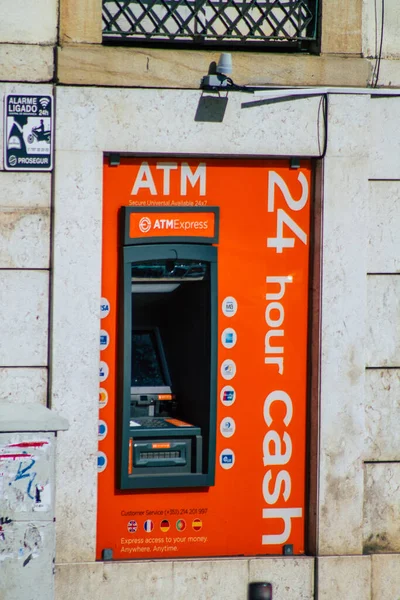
[
  {"left": 139, "top": 217, "right": 152, "bottom": 233},
  {"left": 138, "top": 216, "right": 209, "bottom": 233}
]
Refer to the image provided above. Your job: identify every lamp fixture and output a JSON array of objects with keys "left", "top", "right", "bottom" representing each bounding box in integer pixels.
[
  {"left": 200, "top": 53, "right": 234, "bottom": 91},
  {"left": 216, "top": 53, "right": 232, "bottom": 75}
]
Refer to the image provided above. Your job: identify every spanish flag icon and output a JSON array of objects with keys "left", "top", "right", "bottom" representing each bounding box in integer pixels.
[{"left": 192, "top": 518, "right": 202, "bottom": 531}]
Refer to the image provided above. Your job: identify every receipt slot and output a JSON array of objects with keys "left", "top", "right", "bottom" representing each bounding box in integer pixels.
[{"left": 119, "top": 207, "right": 218, "bottom": 489}]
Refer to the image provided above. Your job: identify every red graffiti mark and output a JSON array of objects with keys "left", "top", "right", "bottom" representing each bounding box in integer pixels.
[
  {"left": 7, "top": 441, "right": 48, "bottom": 448},
  {"left": 0, "top": 453, "right": 33, "bottom": 460}
]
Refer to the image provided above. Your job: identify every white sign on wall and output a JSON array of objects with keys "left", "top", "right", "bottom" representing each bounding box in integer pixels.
[{"left": 3, "top": 94, "right": 53, "bottom": 171}]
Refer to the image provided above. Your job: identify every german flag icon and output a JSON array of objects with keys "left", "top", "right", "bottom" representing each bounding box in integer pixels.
[{"left": 160, "top": 519, "right": 170, "bottom": 533}]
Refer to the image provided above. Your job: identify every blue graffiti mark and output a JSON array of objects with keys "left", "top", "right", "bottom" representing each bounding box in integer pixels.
[{"left": 14, "top": 458, "right": 37, "bottom": 500}]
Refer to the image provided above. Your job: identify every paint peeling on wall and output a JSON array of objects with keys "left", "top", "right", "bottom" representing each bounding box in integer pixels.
[
  {"left": 0, "top": 434, "right": 52, "bottom": 515},
  {"left": 0, "top": 520, "right": 44, "bottom": 563}
]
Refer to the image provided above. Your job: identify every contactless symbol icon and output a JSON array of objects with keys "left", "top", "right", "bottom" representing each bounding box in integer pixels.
[
  {"left": 219, "top": 449, "right": 235, "bottom": 470},
  {"left": 222, "top": 296, "right": 238, "bottom": 317},
  {"left": 100, "top": 329, "right": 109, "bottom": 350},
  {"left": 127, "top": 520, "right": 138, "bottom": 533},
  {"left": 100, "top": 298, "right": 110, "bottom": 319},
  {"left": 139, "top": 217, "right": 152, "bottom": 233},
  {"left": 221, "top": 359, "right": 236, "bottom": 381},
  {"left": 176, "top": 519, "right": 186, "bottom": 532},
  {"left": 97, "top": 451, "right": 107, "bottom": 473},
  {"left": 220, "top": 417, "right": 236, "bottom": 439},
  {"left": 220, "top": 385, "right": 236, "bottom": 406},
  {"left": 144, "top": 520, "right": 154, "bottom": 532},
  {"left": 221, "top": 327, "right": 237, "bottom": 349}
]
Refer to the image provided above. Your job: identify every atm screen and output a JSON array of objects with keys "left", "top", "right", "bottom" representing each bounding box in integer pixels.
[{"left": 131, "top": 329, "right": 171, "bottom": 394}]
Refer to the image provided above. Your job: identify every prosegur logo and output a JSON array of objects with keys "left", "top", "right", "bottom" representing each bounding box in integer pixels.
[{"left": 138, "top": 216, "right": 209, "bottom": 233}]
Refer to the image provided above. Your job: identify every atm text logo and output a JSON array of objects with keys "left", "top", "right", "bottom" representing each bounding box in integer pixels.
[
  {"left": 138, "top": 216, "right": 209, "bottom": 233},
  {"left": 131, "top": 211, "right": 215, "bottom": 239}
]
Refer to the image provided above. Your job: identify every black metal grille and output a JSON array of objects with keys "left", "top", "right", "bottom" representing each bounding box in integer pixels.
[{"left": 102, "top": 0, "right": 318, "bottom": 46}]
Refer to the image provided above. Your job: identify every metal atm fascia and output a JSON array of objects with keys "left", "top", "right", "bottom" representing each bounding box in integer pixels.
[{"left": 119, "top": 239, "right": 218, "bottom": 490}]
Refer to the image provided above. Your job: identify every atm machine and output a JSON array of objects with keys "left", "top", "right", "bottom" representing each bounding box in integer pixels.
[{"left": 118, "top": 207, "right": 218, "bottom": 490}]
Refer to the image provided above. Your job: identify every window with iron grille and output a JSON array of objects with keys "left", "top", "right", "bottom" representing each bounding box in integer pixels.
[{"left": 102, "top": 0, "right": 319, "bottom": 49}]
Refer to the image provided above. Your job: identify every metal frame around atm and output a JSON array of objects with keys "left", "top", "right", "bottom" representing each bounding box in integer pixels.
[{"left": 119, "top": 241, "right": 218, "bottom": 490}]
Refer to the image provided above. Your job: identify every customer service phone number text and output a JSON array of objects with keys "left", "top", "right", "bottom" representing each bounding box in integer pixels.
[{"left": 165, "top": 508, "right": 208, "bottom": 516}]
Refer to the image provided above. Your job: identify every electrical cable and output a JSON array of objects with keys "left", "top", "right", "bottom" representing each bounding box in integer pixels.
[
  {"left": 373, "top": 0, "right": 385, "bottom": 87},
  {"left": 317, "top": 94, "right": 328, "bottom": 158}
]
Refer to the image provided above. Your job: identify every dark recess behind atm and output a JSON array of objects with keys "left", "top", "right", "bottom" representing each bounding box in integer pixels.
[{"left": 132, "top": 281, "right": 211, "bottom": 472}]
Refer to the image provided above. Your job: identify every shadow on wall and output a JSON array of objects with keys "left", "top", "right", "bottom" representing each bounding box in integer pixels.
[{"left": 195, "top": 95, "right": 229, "bottom": 123}]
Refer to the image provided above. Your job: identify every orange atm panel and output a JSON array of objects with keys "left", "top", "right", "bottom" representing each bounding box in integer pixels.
[{"left": 97, "top": 157, "right": 312, "bottom": 560}]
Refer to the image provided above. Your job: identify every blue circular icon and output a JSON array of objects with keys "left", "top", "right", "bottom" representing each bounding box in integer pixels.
[
  {"left": 98, "top": 420, "right": 108, "bottom": 441},
  {"left": 219, "top": 448, "right": 235, "bottom": 470},
  {"left": 97, "top": 451, "right": 107, "bottom": 473}
]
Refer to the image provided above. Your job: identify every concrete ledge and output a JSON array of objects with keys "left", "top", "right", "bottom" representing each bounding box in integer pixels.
[
  {"left": 55, "top": 557, "right": 314, "bottom": 600},
  {"left": 0, "top": 402, "right": 68, "bottom": 432},
  {"left": 57, "top": 45, "right": 372, "bottom": 88}
]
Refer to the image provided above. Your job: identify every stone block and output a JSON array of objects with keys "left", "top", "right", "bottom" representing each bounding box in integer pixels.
[
  {"left": 326, "top": 94, "right": 369, "bottom": 158},
  {"left": 0, "top": 368, "right": 47, "bottom": 405},
  {"left": 367, "top": 181, "right": 400, "bottom": 273},
  {"left": 363, "top": 0, "right": 400, "bottom": 58},
  {"left": 0, "top": 0, "right": 57, "bottom": 44},
  {"left": 0, "top": 271, "right": 48, "bottom": 367},
  {"left": 317, "top": 556, "right": 371, "bottom": 600},
  {"left": 55, "top": 86, "right": 322, "bottom": 156},
  {"left": 0, "top": 172, "right": 51, "bottom": 206},
  {"left": 173, "top": 559, "right": 247, "bottom": 600},
  {"left": 249, "top": 557, "right": 314, "bottom": 600},
  {"left": 0, "top": 521, "right": 55, "bottom": 600},
  {"left": 318, "top": 156, "right": 368, "bottom": 554},
  {"left": 52, "top": 151, "right": 102, "bottom": 563},
  {"left": 0, "top": 44, "right": 53, "bottom": 84},
  {"left": 60, "top": 0, "right": 102, "bottom": 43},
  {"left": 55, "top": 563, "right": 104, "bottom": 600},
  {"left": 366, "top": 275, "right": 400, "bottom": 367},
  {"left": 369, "top": 98, "right": 400, "bottom": 179},
  {"left": 369, "top": 59, "right": 400, "bottom": 88},
  {"left": 0, "top": 208, "right": 50, "bottom": 268},
  {"left": 321, "top": 0, "right": 362, "bottom": 54},
  {"left": 371, "top": 554, "right": 400, "bottom": 600},
  {"left": 104, "top": 561, "right": 174, "bottom": 600},
  {"left": 0, "top": 173, "right": 50, "bottom": 268},
  {"left": 365, "top": 369, "right": 400, "bottom": 460},
  {"left": 56, "top": 45, "right": 371, "bottom": 89},
  {"left": 364, "top": 463, "right": 400, "bottom": 553}
]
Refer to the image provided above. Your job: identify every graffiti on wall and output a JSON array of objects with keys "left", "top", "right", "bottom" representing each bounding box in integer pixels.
[
  {"left": 0, "top": 519, "right": 43, "bottom": 564},
  {"left": 0, "top": 435, "right": 52, "bottom": 563}
]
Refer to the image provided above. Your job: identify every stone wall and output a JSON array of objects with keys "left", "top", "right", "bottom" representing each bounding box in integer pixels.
[{"left": 2, "top": 1, "right": 400, "bottom": 598}]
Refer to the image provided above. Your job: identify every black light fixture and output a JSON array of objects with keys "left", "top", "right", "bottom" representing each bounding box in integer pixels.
[
  {"left": 200, "top": 53, "right": 233, "bottom": 90},
  {"left": 248, "top": 582, "right": 273, "bottom": 600}
]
